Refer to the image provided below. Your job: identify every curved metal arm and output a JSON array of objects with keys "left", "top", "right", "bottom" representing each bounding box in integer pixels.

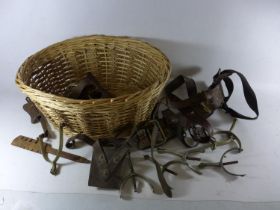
[
  {"left": 119, "top": 151, "right": 156, "bottom": 199},
  {"left": 120, "top": 173, "right": 156, "bottom": 199},
  {"left": 219, "top": 147, "right": 246, "bottom": 177},
  {"left": 144, "top": 155, "right": 173, "bottom": 197},
  {"left": 157, "top": 148, "right": 201, "bottom": 175},
  {"left": 162, "top": 160, "right": 202, "bottom": 175}
]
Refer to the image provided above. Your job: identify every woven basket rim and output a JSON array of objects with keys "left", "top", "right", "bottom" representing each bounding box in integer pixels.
[{"left": 16, "top": 35, "right": 171, "bottom": 105}]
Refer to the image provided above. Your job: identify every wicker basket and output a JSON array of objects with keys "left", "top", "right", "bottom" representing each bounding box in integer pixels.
[{"left": 16, "top": 35, "right": 170, "bottom": 139}]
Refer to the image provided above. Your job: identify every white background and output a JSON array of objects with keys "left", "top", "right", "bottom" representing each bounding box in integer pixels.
[{"left": 0, "top": 0, "right": 280, "bottom": 209}]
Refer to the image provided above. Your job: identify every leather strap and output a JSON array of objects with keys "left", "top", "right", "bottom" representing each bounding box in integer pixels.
[
  {"left": 163, "top": 75, "right": 215, "bottom": 144},
  {"left": 65, "top": 73, "right": 111, "bottom": 99},
  {"left": 23, "top": 97, "right": 64, "bottom": 175},
  {"left": 165, "top": 75, "right": 198, "bottom": 98},
  {"left": 38, "top": 124, "right": 65, "bottom": 175},
  {"left": 210, "top": 69, "right": 259, "bottom": 120}
]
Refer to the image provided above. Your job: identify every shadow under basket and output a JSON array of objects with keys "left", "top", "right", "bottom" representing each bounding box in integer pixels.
[{"left": 16, "top": 35, "right": 171, "bottom": 139}]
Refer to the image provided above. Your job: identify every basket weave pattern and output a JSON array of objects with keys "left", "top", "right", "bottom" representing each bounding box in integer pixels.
[{"left": 16, "top": 35, "right": 170, "bottom": 139}]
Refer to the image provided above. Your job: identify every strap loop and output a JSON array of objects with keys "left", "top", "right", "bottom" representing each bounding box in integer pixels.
[
  {"left": 38, "top": 123, "right": 65, "bottom": 175},
  {"left": 211, "top": 69, "right": 259, "bottom": 120}
]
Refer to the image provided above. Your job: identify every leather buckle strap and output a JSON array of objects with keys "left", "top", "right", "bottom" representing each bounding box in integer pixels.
[{"left": 164, "top": 75, "right": 224, "bottom": 120}]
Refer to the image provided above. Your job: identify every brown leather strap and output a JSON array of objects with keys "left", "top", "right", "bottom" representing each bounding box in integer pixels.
[
  {"left": 164, "top": 75, "right": 198, "bottom": 98},
  {"left": 165, "top": 82, "right": 224, "bottom": 119},
  {"left": 65, "top": 73, "right": 111, "bottom": 99},
  {"left": 210, "top": 69, "right": 259, "bottom": 120},
  {"left": 163, "top": 75, "right": 215, "bottom": 144}
]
